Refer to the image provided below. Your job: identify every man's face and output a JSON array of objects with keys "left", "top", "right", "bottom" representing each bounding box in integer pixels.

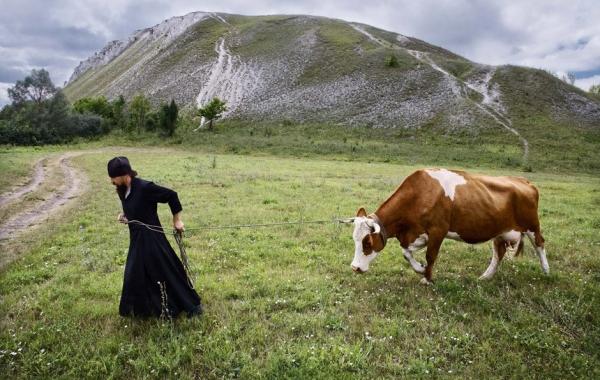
[
  {"left": 110, "top": 175, "right": 129, "bottom": 200},
  {"left": 110, "top": 175, "right": 127, "bottom": 186}
]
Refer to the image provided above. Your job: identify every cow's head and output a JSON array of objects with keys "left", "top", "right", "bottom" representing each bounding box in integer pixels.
[{"left": 350, "top": 207, "right": 385, "bottom": 273}]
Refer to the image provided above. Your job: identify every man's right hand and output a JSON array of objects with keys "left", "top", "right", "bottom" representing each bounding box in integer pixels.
[{"left": 117, "top": 213, "right": 128, "bottom": 224}]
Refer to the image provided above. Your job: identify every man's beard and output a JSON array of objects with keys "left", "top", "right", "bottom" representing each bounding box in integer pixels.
[{"left": 116, "top": 184, "right": 128, "bottom": 201}]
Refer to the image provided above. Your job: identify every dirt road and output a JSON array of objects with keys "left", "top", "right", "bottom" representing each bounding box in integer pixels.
[{"left": 0, "top": 152, "right": 88, "bottom": 268}]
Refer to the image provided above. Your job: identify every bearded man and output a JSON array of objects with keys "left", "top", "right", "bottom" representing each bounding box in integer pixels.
[{"left": 108, "top": 156, "right": 202, "bottom": 318}]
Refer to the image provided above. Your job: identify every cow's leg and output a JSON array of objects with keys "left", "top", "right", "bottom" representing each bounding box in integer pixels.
[
  {"left": 401, "top": 234, "right": 428, "bottom": 274},
  {"left": 420, "top": 234, "right": 444, "bottom": 285},
  {"left": 525, "top": 230, "right": 549, "bottom": 274},
  {"left": 403, "top": 249, "right": 426, "bottom": 274},
  {"left": 479, "top": 237, "right": 507, "bottom": 280}
]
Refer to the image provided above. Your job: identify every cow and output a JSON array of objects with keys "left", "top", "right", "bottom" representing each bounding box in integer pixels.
[{"left": 349, "top": 168, "right": 549, "bottom": 284}]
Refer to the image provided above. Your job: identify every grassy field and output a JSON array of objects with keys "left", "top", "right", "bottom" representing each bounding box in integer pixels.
[
  {"left": 1, "top": 146, "right": 599, "bottom": 378},
  {"left": 0, "top": 147, "right": 56, "bottom": 194}
]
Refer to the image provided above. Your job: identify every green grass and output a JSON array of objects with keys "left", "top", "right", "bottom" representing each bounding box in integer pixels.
[
  {"left": 0, "top": 147, "right": 57, "bottom": 193},
  {"left": 1, "top": 146, "right": 599, "bottom": 378},
  {"left": 231, "top": 15, "right": 313, "bottom": 58},
  {"left": 126, "top": 117, "right": 599, "bottom": 174}
]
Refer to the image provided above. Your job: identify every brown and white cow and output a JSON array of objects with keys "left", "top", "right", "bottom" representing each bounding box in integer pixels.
[{"left": 350, "top": 168, "right": 549, "bottom": 284}]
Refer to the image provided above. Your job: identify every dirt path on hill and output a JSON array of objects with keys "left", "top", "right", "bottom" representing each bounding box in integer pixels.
[{"left": 350, "top": 24, "right": 530, "bottom": 163}]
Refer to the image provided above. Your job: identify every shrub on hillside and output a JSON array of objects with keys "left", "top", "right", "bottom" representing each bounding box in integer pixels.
[{"left": 385, "top": 54, "right": 399, "bottom": 68}]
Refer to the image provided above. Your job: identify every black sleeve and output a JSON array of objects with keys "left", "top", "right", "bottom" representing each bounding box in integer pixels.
[{"left": 145, "top": 181, "right": 183, "bottom": 215}]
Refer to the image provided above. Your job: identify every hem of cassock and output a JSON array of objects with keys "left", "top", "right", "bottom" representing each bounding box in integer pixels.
[{"left": 187, "top": 304, "right": 203, "bottom": 318}]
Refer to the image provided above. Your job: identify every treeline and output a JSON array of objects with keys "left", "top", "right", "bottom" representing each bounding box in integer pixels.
[
  {"left": 0, "top": 69, "right": 179, "bottom": 145},
  {"left": 72, "top": 94, "right": 178, "bottom": 136}
]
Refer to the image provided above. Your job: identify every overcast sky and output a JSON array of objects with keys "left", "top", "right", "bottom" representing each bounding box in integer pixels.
[{"left": 1, "top": 0, "right": 599, "bottom": 106}]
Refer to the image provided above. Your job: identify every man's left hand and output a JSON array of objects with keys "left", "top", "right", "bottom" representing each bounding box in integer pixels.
[{"left": 173, "top": 212, "right": 185, "bottom": 233}]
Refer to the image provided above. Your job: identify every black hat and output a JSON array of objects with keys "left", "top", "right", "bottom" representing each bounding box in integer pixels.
[{"left": 107, "top": 156, "right": 135, "bottom": 178}]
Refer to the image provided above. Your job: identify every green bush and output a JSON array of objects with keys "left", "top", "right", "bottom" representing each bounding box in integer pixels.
[
  {"left": 385, "top": 54, "right": 399, "bottom": 68},
  {"left": 73, "top": 96, "right": 112, "bottom": 119},
  {"left": 69, "top": 113, "right": 105, "bottom": 138}
]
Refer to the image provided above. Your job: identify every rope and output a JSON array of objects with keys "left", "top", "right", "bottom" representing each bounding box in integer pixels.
[
  {"left": 173, "top": 230, "right": 194, "bottom": 288},
  {"left": 123, "top": 218, "right": 353, "bottom": 288},
  {"left": 125, "top": 218, "right": 350, "bottom": 234}
]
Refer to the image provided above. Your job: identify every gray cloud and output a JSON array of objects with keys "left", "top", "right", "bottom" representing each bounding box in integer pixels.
[
  {"left": 0, "top": 66, "right": 27, "bottom": 83},
  {"left": 1, "top": 0, "right": 599, "bottom": 107}
]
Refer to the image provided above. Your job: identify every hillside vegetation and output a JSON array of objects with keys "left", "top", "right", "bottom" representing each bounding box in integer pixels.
[{"left": 62, "top": 12, "right": 600, "bottom": 176}]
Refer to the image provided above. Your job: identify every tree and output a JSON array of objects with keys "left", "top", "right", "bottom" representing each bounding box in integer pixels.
[
  {"left": 560, "top": 72, "right": 576, "bottom": 85},
  {"left": 46, "top": 90, "right": 71, "bottom": 140},
  {"left": 2, "top": 70, "right": 111, "bottom": 145},
  {"left": 589, "top": 84, "right": 600, "bottom": 97},
  {"left": 111, "top": 95, "right": 127, "bottom": 130},
  {"left": 159, "top": 99, "right": 178, "bottom": 136},
  {"left": 196, "top": 97, "right": 227, "bottom": 131},
  {"left": 73, "top": 96, "right": 112, "bottom": 119},
  {"left": 8, "top": 69, "right": 57, "bottom": 108},
  {"left": 128, "top": 94, "right": 151, "bottom": 133}
]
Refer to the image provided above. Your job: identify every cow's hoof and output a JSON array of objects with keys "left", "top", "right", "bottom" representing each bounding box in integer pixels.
[
  {"left": 419, "top": 277, "right": 433, "bottom": 286},
  {"left": 413, "top": 265, "right": 426, "bottom": 274},
  {"left": 478, "top": 274, "right": 492, "bottom": 281}
]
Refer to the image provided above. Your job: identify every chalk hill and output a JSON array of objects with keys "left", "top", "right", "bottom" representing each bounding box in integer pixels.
[{"left": 64, "top": 11, "right": 600, "bottom": 138}]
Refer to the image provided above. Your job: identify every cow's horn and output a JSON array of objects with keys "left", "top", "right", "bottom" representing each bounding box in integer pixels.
[{"left": 373, "top": 222, "right": 381, "bottom": 234}]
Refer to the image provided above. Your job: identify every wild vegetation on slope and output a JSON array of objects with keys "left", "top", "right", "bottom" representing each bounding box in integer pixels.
[{"left": 64, "top": 12, "right": 600, "bottom": 134}]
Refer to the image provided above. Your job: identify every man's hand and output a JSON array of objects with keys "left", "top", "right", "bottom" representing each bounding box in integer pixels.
[
  {"left": 117, "top": 213, "right": 128, "bottom": 224},
  {"left": 173, "top": 212, "right": 185, "bottom": 232}
]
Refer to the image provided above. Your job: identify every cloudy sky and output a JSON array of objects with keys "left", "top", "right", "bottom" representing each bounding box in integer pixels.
[{"left": 1, "top": 0, "right": 599, "bottom": 106}]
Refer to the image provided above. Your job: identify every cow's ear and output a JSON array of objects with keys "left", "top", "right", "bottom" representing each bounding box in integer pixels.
[
  {"left": 371, "top": 233, "right": 385, "bottom": 252},
  {"left": 362, "top": 235, "right": 373, "bottom": 255},
  {"left": 356, "top": 207, "right": 367, "bottom": 217}
]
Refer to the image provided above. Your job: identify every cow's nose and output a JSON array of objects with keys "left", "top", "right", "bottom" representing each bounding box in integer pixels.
[{"left": 351, "top": 265, "right": 364, "bottom": 274}]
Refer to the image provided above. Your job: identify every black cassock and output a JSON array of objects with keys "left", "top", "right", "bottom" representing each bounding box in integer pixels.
[{"left": 119, "top": 177, "right": 201, "bottom": 318}]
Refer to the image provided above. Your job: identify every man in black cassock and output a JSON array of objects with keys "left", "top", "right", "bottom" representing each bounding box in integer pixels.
[{"left": 108, "top": 156, "right": 202, "bottom": 318}]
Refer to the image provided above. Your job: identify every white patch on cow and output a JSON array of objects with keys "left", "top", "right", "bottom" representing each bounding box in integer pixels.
[
  {"left": 350, "top": 217, "right": 380, "bottom": 272},
  {"left": 408, "top": 233, "right": 428, "bottom": 251},
  {"left": 446, "top": 231, "right": 463, "bottom": 241},
  {"left": 479, "top": 245, "right": 500, "bottom": 280},
  {"left": 425, "top": 169, "right": 467, "bottom": 201},
  {"left": 525, "top": 231, "right": 550, "bottom": 274},
  {"left": 403, "top": 233, "right": 428, "bottom": 273}
]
